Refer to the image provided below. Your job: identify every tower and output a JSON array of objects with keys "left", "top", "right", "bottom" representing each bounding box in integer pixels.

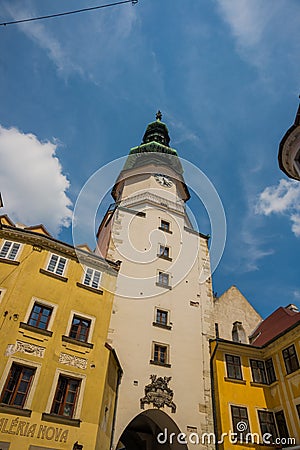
[
  {"left": 278, "top": 100, "right": 300, "bottom": 181},
  {"left": 96, "top": 113, "right": 215, "bottom": 449}
]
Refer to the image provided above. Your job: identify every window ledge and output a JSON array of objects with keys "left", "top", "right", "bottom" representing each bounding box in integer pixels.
[
  {"left": 156, "top": 282, "right": 172, "bottom": 290},
  {"left": 152, "top": 322, "right": 172, "bottom": 330},
  {"left": 19, "top": 322, "right": 53, "bottom": 337},
  {"left": 40, "top": 268, "right": 68, "bottom": 282},
  {"left": 285, "top": 367, "right": 300, "bottom": 379},
  {"left": 42, "top": 413, "right": 81, "bottom": 427},
  {"left": 76, "top": 282, "right": 103, "bottom": 295},
  {"left": 158, "top": 227, "right": 172, "bottom": 234},
  {"left": 0, "top": 404, "right": 32, "bottom": 417},
  {"left": 0, "top": 257, "right": 20, "bottom": 266},
  {"left": 150, "top": 360, "right": 171, "bottom": 368},
  {"left": 250, "top": 381, "right": 268, "bottom": 387},
  {"left": 157, "top": 254, "right": 172, "bottom": 262},
  {"left": 224, "top": 377, "right": 246, "bottom": 384},
  {"left": 62, "top": 335, "right": 94, "bottom": 349}
]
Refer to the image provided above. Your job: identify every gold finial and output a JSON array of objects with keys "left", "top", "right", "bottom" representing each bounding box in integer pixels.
[{"left": 156, "top": 110, "right": 162, "bottom": 121}]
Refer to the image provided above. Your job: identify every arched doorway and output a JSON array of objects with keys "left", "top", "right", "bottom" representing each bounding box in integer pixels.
[{"left": 117, "top": 409, "right": 188, "bottom": 450}]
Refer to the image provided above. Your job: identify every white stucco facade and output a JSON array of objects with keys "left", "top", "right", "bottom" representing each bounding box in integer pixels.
[
  {"left": 96, "top": 160, "right": 215, "bottom": 449},
  {"left": 95, "top": 118, "right": 262, "bottom": 450}
]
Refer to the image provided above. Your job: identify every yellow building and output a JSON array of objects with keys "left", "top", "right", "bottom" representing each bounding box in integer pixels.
[
  {"left": 210, "top": 304, "right": 300, "bottom": 450},
  {"left": 0, "top": 215, "right": 122, "bottom": 450}
]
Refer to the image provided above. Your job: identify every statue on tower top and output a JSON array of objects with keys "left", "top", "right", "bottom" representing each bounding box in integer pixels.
[{"left": 156, "top": 110, "right": 162, "bottom": 121}]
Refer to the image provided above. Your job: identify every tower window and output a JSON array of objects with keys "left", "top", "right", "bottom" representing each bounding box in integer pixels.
[
  {"left": 158, "top": 245, "right": 171, "bottom": 260},
  {"left": 159, "top": 220, "right": 171, "bottom": 233},
  {"left": 157, "top": 271, "right": 171, "bottom": 288},
  {"left": 0, "top": 241, "right": 21, "bottom": 260},
  {"left": 156, "top": 309, "right": 168, "bottom": 326},
  {"left": 154, "top": 344, "right": 167, "bottom": 364},
  {"left": 150, "top": 342, "right": 170, "bottom": 367},
  {"left": 153, "top": 308, "right": 171, "bottom": 330}
]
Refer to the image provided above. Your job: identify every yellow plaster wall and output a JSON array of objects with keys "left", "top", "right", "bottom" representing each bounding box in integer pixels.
[
  {"left": 0, "top": 230, "right": 119, "bottom": 450},
  {"left": 211, "top": 338, "right": 300, "bottom": 450}
]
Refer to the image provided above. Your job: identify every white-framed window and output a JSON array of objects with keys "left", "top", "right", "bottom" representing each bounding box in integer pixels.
[
  {"left": 83, "top": 267, "right": 102, "bottom": 289},
  {"left": 225, "top": 354, "right": 243, "bottom": 380},
  {"left": 23, "top": 297, "right": 58, "bottom": 332},
  {"left": 45, "top": 368, "right": 86, "bottom": 420},
  {"left": 0, "top": 240, "right": 21, "bottom": 260},
  {"left": 65, "top": 310, "right": 95, "bottom": 344},
  {"left": 0, "top": 357, "right": 41, "bottom": 411},
  {"left": 46, "top": 253, "right": 67, "bottom": 276},
  {"left": 230, "top": 405, "right": 250, "bottom": 439},
  {"left": 27, "top": 302, "right": 53, "bottom": 330},
  {"left": 51, "top": 375, "right": 81, "bottom": 418}
]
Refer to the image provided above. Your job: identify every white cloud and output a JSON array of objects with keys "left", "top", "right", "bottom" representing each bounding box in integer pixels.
[
  {"left": 0, "top": 125, "right": 72, "bottom": 235},
  {"left": 216, "top": 0, "right": 270, "bottom": 47},
  {"left": 291, "top": 214, "right": 300, "bottom": 237},
  {"left": 215, "top": 0, "right": 300, "bottom": 79},
  {"left": 293, "top": 290, "right": 300, "bottom": 301},
  {"left": 256, "top": 179, "right": 300, "bottom": 237},
  {"left": 240, "top": 229, "right": 274, "bottom": 272}
]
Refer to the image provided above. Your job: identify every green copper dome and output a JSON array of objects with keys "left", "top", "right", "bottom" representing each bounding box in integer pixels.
[
  {"left": 142, "top": 110, "right": 171, "bottom": 146},
  {"left": 129, "top": 111, "right": 178, "bottom": 158},
  {"left": 112, "top": 111, "right": 190, "bottom": 201}
]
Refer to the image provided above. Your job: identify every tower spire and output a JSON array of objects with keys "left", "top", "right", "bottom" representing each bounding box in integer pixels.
[
  {"left": 156, "top": 110, "right": 162, "bottom": 121},
  {"left": 141, "top": 111, "right": 170, "bottom": 146}
]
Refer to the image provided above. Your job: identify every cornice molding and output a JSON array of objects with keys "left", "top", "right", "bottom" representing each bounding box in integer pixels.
[{"left": 0, "top": 226, "right": 119, "bottom": 275}]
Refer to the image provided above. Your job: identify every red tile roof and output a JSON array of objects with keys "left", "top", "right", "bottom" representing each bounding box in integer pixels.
[{"left": 250, "top": 306, "right": 300, "bottom": 346}]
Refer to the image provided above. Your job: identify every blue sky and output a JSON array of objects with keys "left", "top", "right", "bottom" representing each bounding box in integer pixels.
[{"left": 0, "top": 0, "right": 300, "bottom": 318}]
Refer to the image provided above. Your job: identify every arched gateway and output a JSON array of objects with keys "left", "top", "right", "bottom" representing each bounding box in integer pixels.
[{"left": 117, "top": 409, "right": 188, "bottom": 450}]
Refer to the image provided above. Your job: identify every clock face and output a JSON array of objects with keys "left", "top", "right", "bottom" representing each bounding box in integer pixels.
[{"left": 154, "top": 173, "right": 173, "bottom": 188}]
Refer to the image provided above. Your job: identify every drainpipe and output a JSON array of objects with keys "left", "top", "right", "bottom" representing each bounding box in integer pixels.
[
  {"left": 210, "top": 339, "right": 219, "bottom": 450},
  {"left": 110, "top": 368, "right": 122, "bottom": 450}
]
